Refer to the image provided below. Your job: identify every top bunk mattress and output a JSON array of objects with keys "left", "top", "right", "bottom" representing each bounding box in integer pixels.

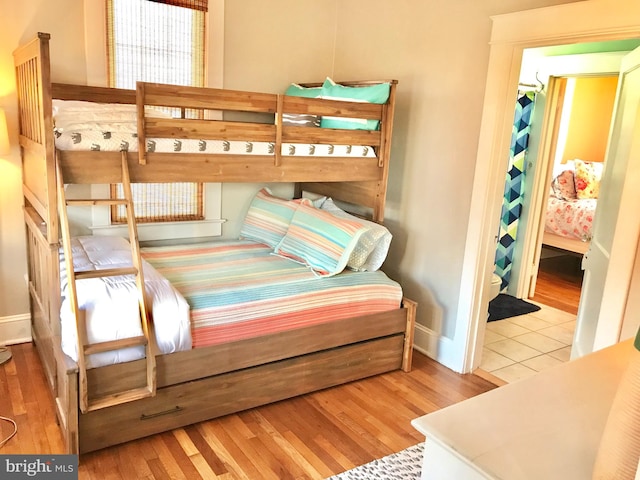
[
  {"left": 141, "top": 239, "right": 403, "bottom": 349},
  {"left": 52, "top": 100, "right": 377, "bottom": 157}
]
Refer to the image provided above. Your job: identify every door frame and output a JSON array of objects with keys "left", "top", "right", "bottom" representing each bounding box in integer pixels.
[
  {"left": 515, "top": 58, "right": 626, "bottom": 301},
  {"left": 512, "top": 74, "right": 567, "bottom": 300},
  {"left": 458, "top": 2, "right": 640, "bottom": 373}
]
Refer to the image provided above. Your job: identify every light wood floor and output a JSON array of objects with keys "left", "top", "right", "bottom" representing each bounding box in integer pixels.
[{"left": 0, "top": 343, "right": 496, "bottom": 479}]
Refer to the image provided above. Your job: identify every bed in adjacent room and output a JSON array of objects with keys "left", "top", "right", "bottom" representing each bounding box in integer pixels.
[{"left": 543, "top": 159, "right": 602, "bottom": 255}]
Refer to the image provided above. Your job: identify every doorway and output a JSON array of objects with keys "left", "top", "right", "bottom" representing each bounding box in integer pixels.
[
  {"left": 526, "top": 74, "right": 619, "bottom": 314},
  {"left": 479, "top": 71, "right": 620, "bottom": 383},
  {"left": 458, "top": 2, "right": 640, "bottom": 376}
]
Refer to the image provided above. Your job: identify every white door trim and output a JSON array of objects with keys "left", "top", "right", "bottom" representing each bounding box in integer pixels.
[
  {"left": 459, "top": 2, "right": 640, "bottom": 373},
  {"left": 515, "top": 54, "right": 625, "bottom": 301}
]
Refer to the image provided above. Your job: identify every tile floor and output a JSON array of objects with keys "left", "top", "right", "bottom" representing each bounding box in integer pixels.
[{"left": 479, "top": 301, "right": 576, "bottom": 384}]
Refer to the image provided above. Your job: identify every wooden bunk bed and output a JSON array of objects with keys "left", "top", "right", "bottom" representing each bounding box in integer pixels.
[{"left": 14, "top": 32, "right": 416, "bottom": 455}]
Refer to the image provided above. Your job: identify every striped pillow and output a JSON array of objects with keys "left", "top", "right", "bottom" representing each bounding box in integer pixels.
[
  {"left": 283, "top": 83, "right": 322, "bottom": 127},
  {"left": 240, "top": 188, "right": 310, "bottom": 248},
  {"left": 274, "top": 203, "right": 370, "bottom": 276}
]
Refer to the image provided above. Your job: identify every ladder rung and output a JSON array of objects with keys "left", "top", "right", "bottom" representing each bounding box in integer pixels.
[
  {"left": 86, "top": 386, "right": 154, "bottom": 412},
  {"left": 75, "top": 267, "right": 138, "bottom": 280},
  {"left": 84, "top": 336, "right": 148, "bottom": 356},
  {"left": 66, "top": 198, "right": 128, "bottom": 206},
  {"left": 58, "top": 153, "right": 157, "bottom": 414}
]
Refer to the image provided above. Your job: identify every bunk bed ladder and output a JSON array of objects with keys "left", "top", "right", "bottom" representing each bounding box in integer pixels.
[{"left": 56, "top": 152, "right": 156, "bottom": 413}]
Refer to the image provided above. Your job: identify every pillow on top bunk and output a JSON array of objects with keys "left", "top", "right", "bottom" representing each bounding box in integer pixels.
[
  {"left": 274, "top": 203, "right": 370, "bottom": 277},
  {"left": 573, "top": 159, "right": 603, "bottom": 199},
  {"left": 282, "top": 83, "right": 322, "bottom": 128},
  {"left": 239, "top": 188, "right": 311, "bottom": 249},
  {"left": 320, "top": 198, "right": 392, "bottom": 272},
  {"left": 319, "top": 77, "right": 391, "bottom": 131},
  {"left": 52, "top": 99, "right": 169, "bottom": 132}
]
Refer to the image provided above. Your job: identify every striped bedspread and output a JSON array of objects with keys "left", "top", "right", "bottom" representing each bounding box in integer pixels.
[{"left": 141, "top": 240, "right": 402, "bottom": 349}]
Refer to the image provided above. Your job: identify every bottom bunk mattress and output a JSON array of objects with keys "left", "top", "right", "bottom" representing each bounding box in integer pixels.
[
  {"left": 140, "top": 239, "right": 403, "bottom": 348},
  {"left": 60, "top": 236, "right": 192, "bottom": 369}
]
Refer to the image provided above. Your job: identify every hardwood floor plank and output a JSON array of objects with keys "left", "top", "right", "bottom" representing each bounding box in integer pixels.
[
  {"left": 185, "top": 424, "right": 228, "bottom": 475},
  {"left": 219, "top": 415, "right": 284, "bottom": 480},
  {"left": 281, "top": 431, "right": 333, "bottom": 479},
  {"left": 171, "top": 428, "right": 199, "bottom": 457},
  {"left": 159, "top": 431, "right": 202, "bottom": 479},
  {"left": 146, "top": 457, "right": 172, "bottom": 480},
  {"left": 150, "top": 434, "right": 188, "bottom": 480},
  {"left": 188, "top": 452, "right": 219, "bottom": 479},
  {"left": 255, "top": 398, "right": 346, "bottom": 475},
  {"left": 251, "top": 428, "right": 306, "bottom": 479},
  {"left": 198, "top": 420, "right": 258, "bottom": 480},
  {"left": 244, "top": 411, "right": 321, "bottom": 479},
  {"left": 6, "top": 363, "right": 26, "bottom": 416},
  {"left": 1, "top": 343, "right": 497, "bottom": 479},
  {"left": 114, "top": 443, "right": 144, "bottom": 480},
  {"left": 121, "top": 440, "right": 155, "bottom": 479},
  {"left": 306, "top": 393, "right": 391, "bottom": 460}
]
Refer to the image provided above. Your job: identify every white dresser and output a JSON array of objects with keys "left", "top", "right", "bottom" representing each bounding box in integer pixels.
[{"left": 412, "top": 340, "right": 633, "bottom": 479}]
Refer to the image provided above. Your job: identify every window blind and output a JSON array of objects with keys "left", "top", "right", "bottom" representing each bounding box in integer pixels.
[{"left": 107, "top": 0, "right": 206, "bottom": 224}]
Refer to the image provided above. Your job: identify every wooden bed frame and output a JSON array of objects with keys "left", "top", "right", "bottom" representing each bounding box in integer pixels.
[
  {"left": 14, "top": 32, "right": 416, "bottom": 455},
  {"left": 542, "top": 231, "right": 590, "bottom": 255}
]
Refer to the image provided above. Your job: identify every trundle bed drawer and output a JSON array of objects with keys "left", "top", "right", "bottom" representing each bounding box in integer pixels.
[{"left": 79, "top": 335, "right": 404, "bottom": 453}]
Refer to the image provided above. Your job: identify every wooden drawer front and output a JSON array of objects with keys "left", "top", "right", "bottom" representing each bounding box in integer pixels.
[
  {"left": 79, "top": 335, "right": 404, "bottom": 453},
  {"left": 86, "top": 307, "right": 408, "bottom": 397}
]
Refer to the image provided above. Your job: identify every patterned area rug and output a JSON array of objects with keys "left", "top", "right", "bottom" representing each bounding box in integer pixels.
[{"left": 327, "top": 443, "right": 424, "bottom": 479}]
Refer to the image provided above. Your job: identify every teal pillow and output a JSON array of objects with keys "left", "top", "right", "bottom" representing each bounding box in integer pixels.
[
  {"left": 285, "top": 83, "right": 322, "bottom": 98},
  {"left": 320, "top": 78, "right": 391, "bottom": 130},
  {"left": 283, "top": 83, "right": 322, "bottom": 127}
]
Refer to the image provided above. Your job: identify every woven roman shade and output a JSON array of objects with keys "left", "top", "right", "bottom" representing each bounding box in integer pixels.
[
  {"left": 147, "top": 0, "right": 208, "bottom": 12},
  {"left": 107, "top": 0, "right": 206, "bottom": 223}
]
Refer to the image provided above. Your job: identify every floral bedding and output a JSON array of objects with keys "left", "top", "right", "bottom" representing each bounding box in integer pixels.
[{"left": 545, "top": 195, "right": 597, "bottom": 242}]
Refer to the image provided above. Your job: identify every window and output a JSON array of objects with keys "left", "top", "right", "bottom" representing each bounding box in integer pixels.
[{"left": 106, "top": 0, "right": 207, "bottom": 224}]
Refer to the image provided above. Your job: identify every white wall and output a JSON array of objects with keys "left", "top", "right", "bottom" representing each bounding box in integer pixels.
[{"left": 0, "top": 0, "right": 581, "bottom": 369}]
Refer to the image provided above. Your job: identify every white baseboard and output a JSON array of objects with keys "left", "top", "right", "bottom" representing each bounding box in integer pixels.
[
  {"left": 413, "top": 323, "right": 439, "bottom": 358},
  {"left": 413, "top": 323, "right": 463, "bottom": 373},
  {"left": 0, "top": 313, "right": 32, "bottom": 345}
]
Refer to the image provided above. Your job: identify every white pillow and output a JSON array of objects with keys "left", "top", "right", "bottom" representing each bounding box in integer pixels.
[
  {"left": 52, "top": 99, "right": 169, "bottom": 131},
  {"left": 320, "top": 198, "right": 392, "bottom": 271},
  {"left": 552, "top": 159, "right": 575, "bottom": 178}
]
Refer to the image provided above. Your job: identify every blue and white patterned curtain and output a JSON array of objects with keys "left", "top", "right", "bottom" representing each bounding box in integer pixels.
[{"left": 494, "top": 91, "right": 536, "bottom": 291}]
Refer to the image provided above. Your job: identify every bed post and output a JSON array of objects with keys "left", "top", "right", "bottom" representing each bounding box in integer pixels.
[
  {"left": 274, "top": 94, "right": 283, "bottom": 167},
  {"left": 401, "top": 297, "right": 417, "bottom": 372},
  {"left": 136, "top": 82, "right": 147, "bottom": 165},
  {"left": 14, "top": 32, "right": 58, "bottom": 243},
  {"left": 373, "top": 80, "right": 398, "bottom": 223},
  {"left": 56, "top": 349, "right": 79, "bottom": 455}
]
